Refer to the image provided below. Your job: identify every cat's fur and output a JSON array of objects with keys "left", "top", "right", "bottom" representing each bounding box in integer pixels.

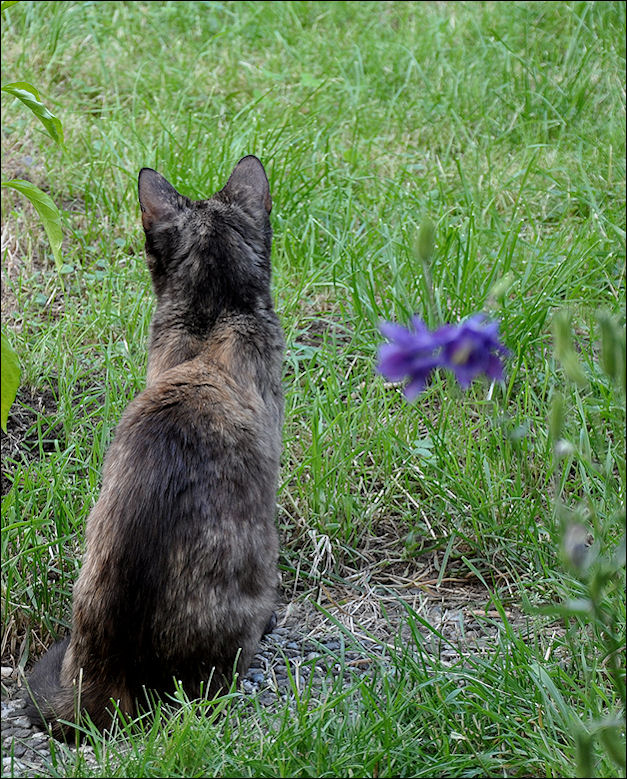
[{"left": 25, "top": 156, "right": 284, "bottom": 740}]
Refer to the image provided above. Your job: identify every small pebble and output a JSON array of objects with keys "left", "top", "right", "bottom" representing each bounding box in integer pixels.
[
  {"left": 9, "top": 728, "right": 33, "bottom": 739},
  {"left": 3, "top": 757, "right": 26, "bottom": 775}
]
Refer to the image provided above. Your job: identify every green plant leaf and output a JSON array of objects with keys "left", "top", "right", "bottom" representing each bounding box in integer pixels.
[
  {"left": 1, "top": 81, "right": 64, "bottom": 146},
  {"left": 598, "top": 724, "right": 627, "bottom": 772},
  {"left": 1, "top": 330, "right": 20, "bottom": 433},
  {"left": 552, "top": 311, "right": 588, "bottom": 387},
  {"left": 415, "top": 216, "right": 435, "bottom": 264},
  {"left": 549, "top": 391, "right": 565, "bottom": 442},
  {"left": 575, "top": 729, "right": 595, "bottom": 779},
  {"left": 2, "top": 179, "right": 63, "bottom": 269},
  {"left": 1, "top": 1, "right": 19, "bottom": 12},
  {"left": 599, "top": 311, "right": 626, "bottom": 393}
]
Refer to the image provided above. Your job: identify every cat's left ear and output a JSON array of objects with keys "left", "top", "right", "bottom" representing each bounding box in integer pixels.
[
  {"left": 223, "top": 155, "right": 272, "bottom": 214},
  {"left": 138, "top": 168, "right": 184, "bottom": 230}
]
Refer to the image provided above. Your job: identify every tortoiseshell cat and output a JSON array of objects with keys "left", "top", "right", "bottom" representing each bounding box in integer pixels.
[{"left": 25, "top": 156, "right": 284, "bottom": 739}]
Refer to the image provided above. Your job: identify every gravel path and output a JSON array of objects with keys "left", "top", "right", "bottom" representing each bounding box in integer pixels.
[
  {"left": 1, "top": 583, "right": 534, "bottom": 778},
  {"left": 2, "top": 617, "right": 378, "bottom": 778}
]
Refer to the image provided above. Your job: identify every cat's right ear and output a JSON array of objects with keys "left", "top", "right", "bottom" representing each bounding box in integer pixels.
[
  {"left": 223, "top": 156, "right": 272, "bottom": 214},
  {"left": 138, "top": 169, "right": 183, "bottom": 230}
]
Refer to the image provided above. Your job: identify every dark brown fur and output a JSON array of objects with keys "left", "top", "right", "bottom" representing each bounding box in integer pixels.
[{"left": 25, "top": 156, "right": 284, "bottom": 739}]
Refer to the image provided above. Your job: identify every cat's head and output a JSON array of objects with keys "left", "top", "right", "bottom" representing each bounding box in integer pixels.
[{"left": 138, "top": 156, "right": 273, "bottom": 327}]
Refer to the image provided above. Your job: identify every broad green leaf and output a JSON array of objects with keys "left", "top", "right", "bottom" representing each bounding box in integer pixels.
[
  {"left": 1, "top": 81, "right": 64, "bottom": 146},
  {"left": 1, "top": 1, "right": 19, "bottom": 12},
  {"left": 1, "top": 330, "right": 20, "bottom": 433},
  {"left": 2, "top": 179, "right": 63, "bottom": 269}
]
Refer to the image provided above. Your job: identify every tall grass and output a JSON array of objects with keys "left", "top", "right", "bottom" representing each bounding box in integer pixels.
[{"left": 1, "top": 1, "right": 625, "bottom": 776}]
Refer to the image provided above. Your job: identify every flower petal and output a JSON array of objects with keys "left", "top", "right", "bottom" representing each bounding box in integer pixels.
[{"left": 377, "top": 344, "right": 415, "bottom": 381}]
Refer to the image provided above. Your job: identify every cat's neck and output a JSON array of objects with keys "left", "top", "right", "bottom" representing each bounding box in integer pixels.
[
  {"left": 145, "top": 308, "right": 280, "bottom": 388},
  {"left": 145, "top": 325, "right": 205, "bottom": 386}
]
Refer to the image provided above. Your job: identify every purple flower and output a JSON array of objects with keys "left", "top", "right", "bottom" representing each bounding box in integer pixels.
[
  {"left": 377, "top": 316, "right": 449, "bottom": 400},
  {"left": 440, "top": 314, "right": 510, "bottom": 389},
  {"left": 377, "top": 314, "right": 509, "bottom": 399}
]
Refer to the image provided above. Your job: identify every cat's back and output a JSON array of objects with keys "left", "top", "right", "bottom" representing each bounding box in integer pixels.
[
  {"left": 101, "top": 352, "right": 281, "bottom": 527},
  {"left": 74, "top": 349, "right": 280, "bottom": 673}
]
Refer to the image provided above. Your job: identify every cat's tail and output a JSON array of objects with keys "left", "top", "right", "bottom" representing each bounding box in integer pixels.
[
  {"left": 24, "top": 637, "right": 127, "bottom": 741},
  {"left": 24, "top": 636, "right": 75, "bottom": 739}
]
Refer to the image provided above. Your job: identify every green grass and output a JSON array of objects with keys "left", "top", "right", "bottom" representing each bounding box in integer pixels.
[{"left": 1, "top": 1, "right": 625, "bottom": 776}]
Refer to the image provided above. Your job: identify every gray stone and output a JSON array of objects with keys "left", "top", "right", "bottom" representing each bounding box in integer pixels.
[
  {"left": 10, "top": 728, "right": 34, "bottom": 739},
  {"left": 3, "top": 757, "right": 26, "bottom": 775},
  {"left": 10, "top": 716, "right": 31, "bottom": 729},
  {"left": 241, "top": 679, "right": 257, "bottom": 694}
]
